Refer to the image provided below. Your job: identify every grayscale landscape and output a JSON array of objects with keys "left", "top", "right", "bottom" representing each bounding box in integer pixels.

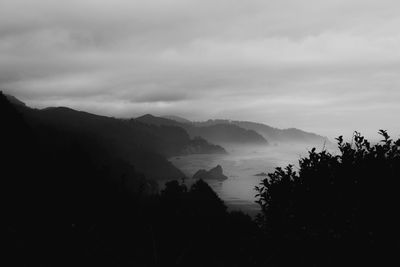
[{"left": 2, "top": 1, "right": 399, "bottom": 266}]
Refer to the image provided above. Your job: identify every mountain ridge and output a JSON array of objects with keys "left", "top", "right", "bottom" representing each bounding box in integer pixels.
[
  {"left": 4, "top": 94, "right": 225, "bottom": 180},
  {"left": 136, "top": 114, "right": 268, "bottom": 145},
  {"left": 165, "top": 116, "right": 330, "bottom": 144}
]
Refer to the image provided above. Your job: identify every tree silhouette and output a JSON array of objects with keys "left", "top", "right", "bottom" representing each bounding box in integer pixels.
[{"left": 255, "top": 130, "right": 400, "bottom": 266}]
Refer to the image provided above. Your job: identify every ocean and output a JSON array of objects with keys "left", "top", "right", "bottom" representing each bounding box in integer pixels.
[{"left": 169, "top": 143, "right": 333, "bottom": 217}]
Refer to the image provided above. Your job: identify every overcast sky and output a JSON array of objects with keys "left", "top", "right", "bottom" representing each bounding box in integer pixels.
[{"left": 1, "top": 0, "right": 399, "bottom": 138}]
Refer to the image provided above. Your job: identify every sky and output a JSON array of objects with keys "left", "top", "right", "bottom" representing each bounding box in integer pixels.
[{"left": 1, "top": 0, "right": 399, "bottom": 139}]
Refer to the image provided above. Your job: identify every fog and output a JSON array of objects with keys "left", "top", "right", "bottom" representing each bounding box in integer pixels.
[{"left": 170, "top": 142, "right": 337, "bottom": 215}]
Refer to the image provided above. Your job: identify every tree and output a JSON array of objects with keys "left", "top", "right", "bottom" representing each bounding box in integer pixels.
[{"left": 255, "top": 131, "right": 400, "bottom": 266}]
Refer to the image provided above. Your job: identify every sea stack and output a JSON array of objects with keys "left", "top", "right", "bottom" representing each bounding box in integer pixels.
[{"left": 193, "top": 165, "right": 228, "bottom": 181}]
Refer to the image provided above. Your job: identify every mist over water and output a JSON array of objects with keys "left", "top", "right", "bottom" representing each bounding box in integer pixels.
[{"left": 170, "top": 142, "right": 336, "bottom": 216}]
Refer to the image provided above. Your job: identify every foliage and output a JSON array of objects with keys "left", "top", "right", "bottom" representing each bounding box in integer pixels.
[{"left": 255, "top": 130, "right": 400, "bottom": 266}]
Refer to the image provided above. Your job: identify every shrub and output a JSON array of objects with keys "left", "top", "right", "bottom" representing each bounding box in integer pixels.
[{"left": 255, "top": 131, "right": 400, "bottom": 266}]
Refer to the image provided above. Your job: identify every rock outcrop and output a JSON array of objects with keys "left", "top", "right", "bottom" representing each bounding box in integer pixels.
[{"left": 193, "top": 165, "right": 228, "bottom": 181}]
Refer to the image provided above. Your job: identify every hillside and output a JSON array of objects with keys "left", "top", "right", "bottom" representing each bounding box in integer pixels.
[
  {"left": 136, "top": 114, "right": 268, "bottom": 145},
  {"left": 166, "top": 117, "right": 329, "bottom": 145},
  {"left": 186, "top": 123, "right": 268, "bottom": 145},
  {"left": 135, "top": 114, "right": 227, "bottom": 154},
  {"left": 162, "top": 115, "right": 193, "bottom": 124},
  {"left": 2, "top": 91, "right": 264, "bottom": 266},
  {"left": 230, "top": 120, "right": 330, "bottom": 144},
  {"left": 4, "top": 95, "right": 224, "bottom": 180}
]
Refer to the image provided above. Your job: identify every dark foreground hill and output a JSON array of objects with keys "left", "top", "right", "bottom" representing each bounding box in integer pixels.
[
  {"left": 1, "top": 92, "right": 263, "bottom": 266},
  {"left": 5, "top": 96, "right": 225, "bottom": 180},
  {"left": 136, "top": 114, "right": 268, "bottom": 145}
]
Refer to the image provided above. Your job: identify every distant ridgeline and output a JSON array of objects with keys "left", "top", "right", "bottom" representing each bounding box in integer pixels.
[
  {"left": 138, "top": 114, "right": 329, "bottom": 145},
  {"left": 192, "top": 119, "right": 330, "bottom": 144},
  {"left": 137, "top": 114, "right": 269, "bottom": 145}
]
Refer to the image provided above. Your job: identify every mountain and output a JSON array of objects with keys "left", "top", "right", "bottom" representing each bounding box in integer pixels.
[
  {"left": 3, "top": 95, "right": 225, "bottom": 180},
  {"left": 5, "top": 94, "right": 27, "bottom": 107},
  {"left": 162, "top": 115, "right": 193, "bottom": 124},
  {"left": 230, "top": 121, "right": 330, "bottom": 144},
  {"left": 163, "top": 115, "right": 328, "bottom": 145},
  {"left": 136, "top": 114, "right": 268, "bottom": 145},
  {"left": 135, "top": 114, "right": 226, "bottom": 154},
  {"left": 186, "top": 124, "right": 268, "bottom": 145},
  {"left": 16, "top": 107, "right": 183, "bottom": 181},
  {"left": 190, "top": 119, "right": 329, "bottom": 145},
  {"left": 136, "top": 114, "right": 182, "bottom": 127},
  {"left": 184, "top": 136, "right": 227, "bottom": 154}
]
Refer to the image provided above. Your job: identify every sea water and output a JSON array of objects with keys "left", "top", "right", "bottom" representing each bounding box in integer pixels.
[{"left": 170, "top": 143, "right": 333, "bottom": 217}]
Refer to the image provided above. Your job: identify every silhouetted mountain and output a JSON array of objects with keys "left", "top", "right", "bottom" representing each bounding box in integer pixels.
[
  {"left": 187, "top": 123, "right": 268, "bottom": 145},
  {"left": 162, "top": 115, "right": 193, "bottom": 124},
  {"left": 184, "top": 136, "right": 227, "bottom": 154},
  {"left": 1, "top": 91, "right": 152, "bottom": 265},
  {"left": 2, "top": 92, "right": 264, "bottom": 266},
  {"left": 5, "top": 96, "right": 228, "bottom": 180},
  {"left": 135, "top": 114, "right": 227, "bottom": 154},
  {"left": 233, "top": 121, "right": 329, "bottom": 144},
  {"left": 5, "top": 98, "right": 185, "bottom": 180},
  {"left": 192, "top": 119, "right": 329, "bottom": 144},
  {"left": 5, "top": 94, "right": 26, "bottom": 107},
  {"left": 136, "top": 114, "right": 183, "bottom": 127},
  {"left": 165, "top": 115, "right": 328, "bottom": 145},
  {"left": 136, "top": 114, "right": 268, "bottom": 145}
]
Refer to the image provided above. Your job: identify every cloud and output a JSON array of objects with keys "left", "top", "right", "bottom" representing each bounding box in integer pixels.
[{"left": 0, "top": 0, "right": 399, "bottom": 138}]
